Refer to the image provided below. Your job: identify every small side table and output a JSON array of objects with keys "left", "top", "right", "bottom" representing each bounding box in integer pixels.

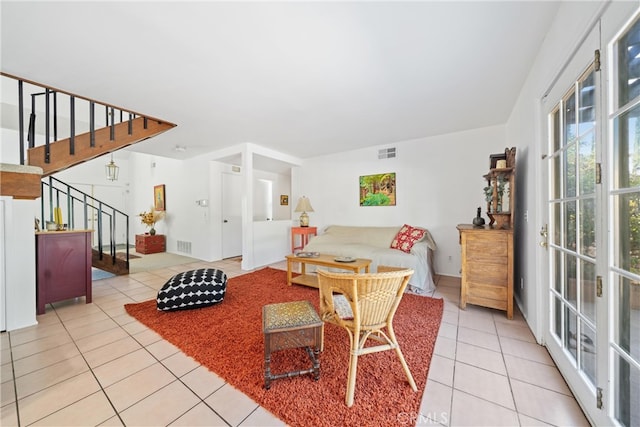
[
  {"left": 291, "top": 226, "right": 317, "bottom": 252},
  {"left": 262, "top": 300, "right": 322, "bottom": 389}
]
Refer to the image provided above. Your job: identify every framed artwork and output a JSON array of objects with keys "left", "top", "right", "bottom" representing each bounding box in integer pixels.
[
  {"left": 280, "top": 195, "right": 289, "bottom": 206},
  {"left": 359, "top": 172, "right": 396, "bottom": 206},
  {"left": 154, "top": 184, "right": 166, "bottom": 211},
  {"left": 489, "top": 153, "right": 507, "bottom": 169}
]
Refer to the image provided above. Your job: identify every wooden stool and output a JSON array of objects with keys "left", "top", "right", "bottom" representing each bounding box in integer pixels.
[{"left": 262, "top": 300, "right": 322, "bottom": 389}]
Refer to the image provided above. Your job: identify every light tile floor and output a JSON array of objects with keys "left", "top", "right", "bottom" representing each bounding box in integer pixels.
[{"left": 0, "top": 259, "right": 590, "bottom": 426}]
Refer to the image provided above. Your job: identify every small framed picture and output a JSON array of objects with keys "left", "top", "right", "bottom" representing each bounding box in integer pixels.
[
  {"left": 154, "top": 184, "right": 166, "bottom": 211},
  {"left": 489, "top": 153, "right": 507, "bottom": 169},
  {"left": 280, "top": 195, "right": 289, "bottom": 206}
]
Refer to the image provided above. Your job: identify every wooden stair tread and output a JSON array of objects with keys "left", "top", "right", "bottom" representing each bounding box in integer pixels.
[{"left": 91, "top": 249, "right": 130, "bottom": 276}]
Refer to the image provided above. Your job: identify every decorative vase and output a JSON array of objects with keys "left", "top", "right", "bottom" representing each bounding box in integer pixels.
[
  {"left": 149, "top": 227, "right": 156, "bottom": 235},
  {"left": 472, "top": 207, "right": 485, "bottom": 226}
]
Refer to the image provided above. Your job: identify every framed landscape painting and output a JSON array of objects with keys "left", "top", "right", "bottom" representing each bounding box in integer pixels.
[{"left": 359, "top": 172, "right": 396, "bottom": 206}]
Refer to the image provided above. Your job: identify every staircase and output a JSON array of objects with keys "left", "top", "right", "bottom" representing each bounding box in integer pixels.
[
  {"left": 42, "top": 177, "right": 130, "bottom": 275},
  {"left": 1, "top": 72, "right": 176, "bottom": 175},
  {"left": 0, "top": 72, "right": 176, "bottom": 274},
  {"left": 29, "top": 117, "right": 174, "bottom": 176}
]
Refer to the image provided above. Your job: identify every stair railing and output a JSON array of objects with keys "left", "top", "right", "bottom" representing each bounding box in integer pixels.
[
  {"left": 1, "top": 72, "right": 171, "bottom": 168},
  {"left": 41, "top": 176, "right": 130, "bottom": 269}
]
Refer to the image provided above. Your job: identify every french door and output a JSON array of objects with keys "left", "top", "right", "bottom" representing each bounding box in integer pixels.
[
  {"left": 542, "top": 24, "right": 607, "bottom": 425},
  {"left": 542, "top": 10, "right": 640, "bottom": 426}
]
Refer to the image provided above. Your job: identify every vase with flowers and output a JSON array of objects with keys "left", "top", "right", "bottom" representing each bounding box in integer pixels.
[{"left": 139, "top": 208, "right": 165, "bottom": 235}]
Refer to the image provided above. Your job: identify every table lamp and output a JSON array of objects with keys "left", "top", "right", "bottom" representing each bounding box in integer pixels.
[{"left": 295, "top": 196, "right": 314, "bottom": 227}]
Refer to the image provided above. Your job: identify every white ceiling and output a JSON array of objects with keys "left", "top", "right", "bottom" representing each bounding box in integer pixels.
[{"left": 1, "top": 1, "right": 560, "bottom": 162}]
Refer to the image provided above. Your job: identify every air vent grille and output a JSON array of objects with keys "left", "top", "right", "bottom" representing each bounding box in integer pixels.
[
  {"left": 177, "top": 240, "right": 192, "bottom": 254},
  {"left": 378, "top": 147, "right": 396, "bottom": 159}
]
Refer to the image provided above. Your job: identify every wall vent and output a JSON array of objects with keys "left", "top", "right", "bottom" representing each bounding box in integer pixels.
[
  {"left": 378, "top": 147, "right": 396, "bottom": 159},
  {"left": 177, "top": 240, "right": 192, "bottom": 254}
]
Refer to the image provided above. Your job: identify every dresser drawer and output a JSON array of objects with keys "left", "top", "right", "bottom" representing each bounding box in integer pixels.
[
  {"left": 466, "top": 261, "right": 508, "bottom": 287},
  {"left": 465, "top": 233, "right": 508, "bottom": 255}
]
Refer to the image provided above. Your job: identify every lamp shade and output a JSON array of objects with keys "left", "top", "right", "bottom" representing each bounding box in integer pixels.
[
  {"left": 294, "top": 196, "right": 314, "bottom": 213},
  {"left": 294, "top": 196, "right": 314, "bottom": 227}
]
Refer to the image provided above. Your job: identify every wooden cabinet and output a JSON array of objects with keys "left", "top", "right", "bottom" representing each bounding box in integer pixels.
[
  {"left": 135, "top": 234, "right": 165, "bottom": 254},
  {"left": 457, "top": 225, "right": 513, "bottom": 319},
  {"left": 36, "top": 230, "right": 92, "bottom": 315}
]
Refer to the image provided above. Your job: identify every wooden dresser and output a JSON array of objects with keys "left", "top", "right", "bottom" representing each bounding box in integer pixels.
[
  {"left": 135, "top": 234, "right": 166, "bottom": 254},
  {"left": 457, "top": 224, "right": 513, "bottom": 319},
  {"left": 36, "top": 230, "right": 92, "bottom": 315}
]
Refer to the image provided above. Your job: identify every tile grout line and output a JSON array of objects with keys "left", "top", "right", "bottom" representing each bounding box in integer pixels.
[
  {"left": 99, "top": 273, "right": 235, "bottom": 426},
  {"left": 17, "top": 274, "right": 156, "bottom": 426},
  {"left": 4, "top": 261, "right": 250, "bottom": 426},
  {"left": 49, "top": 297, "right": 127, "bottom": 427},
  {"left": 6, "top": 333, "right": 22, "bottom": 427}
]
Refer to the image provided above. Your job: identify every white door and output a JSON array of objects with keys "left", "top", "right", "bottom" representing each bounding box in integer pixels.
[
  {"left": 221, "top": 172, "right": 242, "bottom": 259},
  {"left": 541, "top": 26, "right": 610, "bottom": 425},
  {"left": 542, "top": 10, "right": 640, "bottom": 425}
]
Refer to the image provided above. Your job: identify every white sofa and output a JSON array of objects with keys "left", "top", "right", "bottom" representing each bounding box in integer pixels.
[{"left": 302, "top": 225, "right": 437, "bottom": 293}]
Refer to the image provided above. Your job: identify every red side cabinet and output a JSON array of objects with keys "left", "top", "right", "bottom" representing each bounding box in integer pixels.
[
  {"left": 36, "top": 230, "right": 92, "bottom": 315},
  {"left": 135, "top": 234, "right": 166, "bottom": 254}
]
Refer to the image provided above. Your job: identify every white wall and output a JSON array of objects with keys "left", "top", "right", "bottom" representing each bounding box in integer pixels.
[
  {"left": 1, "top": 129, "right": 21, "bottom": 164},
  {"left": 126, "top": 150, "right": 291, "bottom": 265},
  {"left": 253, "top": 169, "right": 292, "bottom": 221},
  {"left": 253, "top": 220, "right": 291, "bottom": 267},
  {"left": 128, "top": 152, "right": 217, "bottom": 260},
  {"left": 296, "top": 124, "right": 508, "bottom": 277},
  {"left": 1, "top": 197, "right": 38, "bottom": 331}
]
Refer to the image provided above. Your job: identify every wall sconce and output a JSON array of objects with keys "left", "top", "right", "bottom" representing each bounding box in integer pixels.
[{"left": 105, "top": 154, "right": 119, "bottom": 181}]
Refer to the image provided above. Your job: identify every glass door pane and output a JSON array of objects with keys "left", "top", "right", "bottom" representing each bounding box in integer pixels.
[{"left": 610, "top": 14, "right": 640, "bottom": 427}]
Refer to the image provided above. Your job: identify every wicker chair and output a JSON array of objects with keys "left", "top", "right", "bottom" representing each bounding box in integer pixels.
[{"left": 317, "top": 267, "right": 417, "bottom": 407}]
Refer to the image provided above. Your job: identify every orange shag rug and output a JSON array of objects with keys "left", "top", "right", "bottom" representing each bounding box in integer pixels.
[{"left": 124, "top": 267, "right": 443, "bottom": 426}]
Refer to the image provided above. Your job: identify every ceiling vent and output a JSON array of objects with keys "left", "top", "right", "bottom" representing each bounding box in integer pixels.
[{"left": 378, "top": 147, "right": 396, "bottom": 159}]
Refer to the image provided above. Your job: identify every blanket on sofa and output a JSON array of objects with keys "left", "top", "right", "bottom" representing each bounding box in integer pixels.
[{"left": 302, "top": 225, "right": 437, "bottom": 293}]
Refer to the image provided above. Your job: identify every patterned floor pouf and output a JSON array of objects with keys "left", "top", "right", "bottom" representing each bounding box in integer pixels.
[{"left": 157, "top": 268, "right": 227, "bottom": 311}]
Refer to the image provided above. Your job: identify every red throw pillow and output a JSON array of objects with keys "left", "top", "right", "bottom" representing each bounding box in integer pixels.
[{"left": 390, "top": 224, "right": 426, "bottom": 253}]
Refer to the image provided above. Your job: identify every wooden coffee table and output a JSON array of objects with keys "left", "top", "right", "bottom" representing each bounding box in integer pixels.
[{"left": 285, "top": 253, "right": 372, "bottom": 288}]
